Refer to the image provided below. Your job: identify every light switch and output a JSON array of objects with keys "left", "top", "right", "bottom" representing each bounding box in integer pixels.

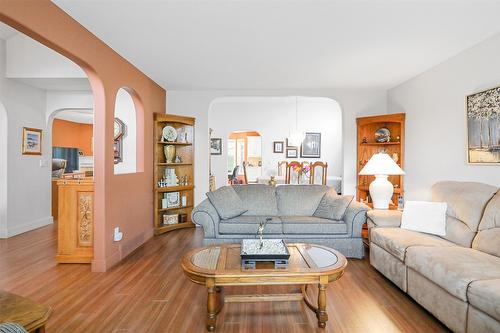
[{"left": 39, "top": 159, "right": 48, "bottom": 167}]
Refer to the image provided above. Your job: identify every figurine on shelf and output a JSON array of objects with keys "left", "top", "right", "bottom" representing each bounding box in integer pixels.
[
  {"left": 164, "top": 168, "right": 179, "bottom": 186},
  {"left": 177, "top": 128, "right": 185, "bottom": 143},
  {"left": 175, "top": 155, "right": 182, "bottom": 163},
  {"left": 362, "top": 137, "right": 368, "bottom": 144},
  {"left": 392, "top": 153, "right": 399, "bottom": 163}
]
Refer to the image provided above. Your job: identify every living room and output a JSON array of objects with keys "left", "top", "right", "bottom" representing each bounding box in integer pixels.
[{"left": 0, "top": 1, "right": 499, "bottom": 332}]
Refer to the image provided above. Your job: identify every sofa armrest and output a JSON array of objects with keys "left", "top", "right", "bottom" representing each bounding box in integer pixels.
[
  {"left": 191, "top": 199, "right": 220, "bottom": 238},
  {"left": 343, "top": 200, "right": 370, "bottom": 237},
  {"left": 367, "top": 210, "right": 402, "bottom": 229}
]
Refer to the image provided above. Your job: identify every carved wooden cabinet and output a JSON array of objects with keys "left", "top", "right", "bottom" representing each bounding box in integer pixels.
[{"left": 56, "top": 178, "right": 94, "bottom": 263}]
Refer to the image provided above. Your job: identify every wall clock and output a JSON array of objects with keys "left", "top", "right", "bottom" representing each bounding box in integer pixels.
[
  {"left": 114, "top": 118, "right": 126, "bottom": 140},
  {"left": 114, "top": 118, "right": 126, "bottom": 164}
]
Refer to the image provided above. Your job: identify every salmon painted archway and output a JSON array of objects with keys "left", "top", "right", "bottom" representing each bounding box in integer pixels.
[{"left": 0, "top": 0, "right": 166, "bottom": 272}]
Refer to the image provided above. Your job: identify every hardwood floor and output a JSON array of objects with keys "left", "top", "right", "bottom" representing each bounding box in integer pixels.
[{"left": 0, "top": 225, "right": 450, "bottom": 333}]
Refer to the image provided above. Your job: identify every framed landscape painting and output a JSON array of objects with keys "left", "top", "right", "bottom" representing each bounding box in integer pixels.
[
  {"left": 22, "top": 127, "right": 43, "bottom": 155},
  {"left": 467, "top": 86, "right": 500, "bottom": 164}
]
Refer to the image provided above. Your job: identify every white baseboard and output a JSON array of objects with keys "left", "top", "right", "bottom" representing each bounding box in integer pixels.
[{"left": 3, "top": 216, "right": 54, "bottom": 238}]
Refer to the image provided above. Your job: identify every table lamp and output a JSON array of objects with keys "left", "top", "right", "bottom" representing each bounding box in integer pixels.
[{"left": 359, "top": 152, "right": 405, "bottom": 209}]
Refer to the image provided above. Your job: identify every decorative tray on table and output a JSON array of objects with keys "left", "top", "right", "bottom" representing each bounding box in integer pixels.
[{"left": 240, "top": 239, "right": 290, "bottom": 269}]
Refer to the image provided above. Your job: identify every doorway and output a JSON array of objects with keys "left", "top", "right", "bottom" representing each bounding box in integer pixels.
[
  {"left": 227, "top": 131, "right": 262, "bottom": 184},
  {"left": 0, "top": 22, "right": 97, "bottom": 265}
]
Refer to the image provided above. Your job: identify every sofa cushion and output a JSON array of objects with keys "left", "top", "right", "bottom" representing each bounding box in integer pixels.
[
  {"left": 206, "top": 186, "right": 247, "bottom": 219},
  {"left": 281, "top": 216, "right": 346, "bottom": 234},
  {"left": 276, "top": 185, "right": 329, "bottom": 216},
  {"left": 233, "top": 184, "right": 278, "bottom": 216},
  {"left": 406, "top": 246, "right": 500, "bottom": 302},
  {"left": 313, "top": 188, "right": 353, "bottom": 220},
  {"left": 431, "top": 181, "right": 498, "bottom": 247},
  {"left": 400, "top": 201, "right": 447, "bottom": 236},
  {"left": 473, "top": 190, "right": 500, "bottom": 258},
  {"left": 370, "top": 228, "right": 455, "bottom": 261},
  {"left": 468, "top": 279, "right": 500, "bottom": 322},
  {"left": 219, "top": 216, "right": 282, "bottom": 235}
]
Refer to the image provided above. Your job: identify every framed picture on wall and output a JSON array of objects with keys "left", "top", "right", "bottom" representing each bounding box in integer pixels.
[
  {"left": 301, "top": 132, "right": 321, "bottom": 158},
  {"left": 286, "top": 147, "right": 298, "bottom": 158},
  {"left": 466, "top": 86, "right": 500, "bottom": 164},
  {"left": 273, "top": 141, "right": 284, "bottom": 153},
  {"left": 211, "top": 138, "right": 222, "bottom": 155},
  {"left": 21, "top": 127, "right": 43, "bottom": 155}
]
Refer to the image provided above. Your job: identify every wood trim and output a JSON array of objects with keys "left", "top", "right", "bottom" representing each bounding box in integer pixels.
[
  {"left": 155, "top": 113, "right": 195, "bottom": 125},
  {"left": 224, "top": 293, "right": 304, "bottom": 303}
]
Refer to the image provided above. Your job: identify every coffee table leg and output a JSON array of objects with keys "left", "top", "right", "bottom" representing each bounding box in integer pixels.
[
  {"left": 317, "top": 282, "right": 328, "bottom": 328},
  {"left": 207, "top": 278, "right": 217, "bottom": 331}
]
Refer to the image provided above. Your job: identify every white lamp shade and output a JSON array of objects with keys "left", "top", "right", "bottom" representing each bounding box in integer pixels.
[{"left": 359, "top": 153, "right": 405, "bottom": 176}]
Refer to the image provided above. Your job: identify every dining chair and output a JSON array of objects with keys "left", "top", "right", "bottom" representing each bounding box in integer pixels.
[
  {"left": 285, "top": 161, "right": 302, "bottom": 184},
  {"left": 310, "top": 161, "right": 328, "bottom": 185}
]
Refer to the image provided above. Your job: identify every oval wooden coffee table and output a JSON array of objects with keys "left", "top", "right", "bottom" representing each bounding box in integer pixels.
[{"left": 181, "top": 243, "right": 347, "bottom": 331}]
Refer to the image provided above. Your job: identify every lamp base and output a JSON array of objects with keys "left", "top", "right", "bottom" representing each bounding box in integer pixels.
[{"left": 369, "top": 175, "right": 394, "bottom": 210}]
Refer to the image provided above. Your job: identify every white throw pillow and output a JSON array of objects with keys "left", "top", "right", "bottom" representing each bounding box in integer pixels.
[{"left": 401, "top": 201, "right": 447, "bottom": 236}]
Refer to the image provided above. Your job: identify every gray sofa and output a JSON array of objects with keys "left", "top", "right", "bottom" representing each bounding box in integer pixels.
[
  {"left": 368, "top": 181, "right": 500, "bottom": 333},
  {"left": 192, "top": 184, "right": 369, "bottom": 258}
]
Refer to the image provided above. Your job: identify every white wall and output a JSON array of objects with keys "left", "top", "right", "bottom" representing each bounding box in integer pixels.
[
  {"left": 6, "top": 33, "right": 86, "bottom": 78},
  {"left": 0, "top": 40, "right": 52, "bottom": 237},
  {"left": 0, "top": 101, "right": 7, "bottom": 237},
  {"left": 0, "top": 37, "right": 94, "bottom": 238},
  {"left": 388, "top": 33, "right": 500, "bottom": 200},
  {"left": 167, "top": 89, "right": 387, "bottom": 204},
  {"left": 114, "top": 88, "right": 137, "bottom": 174},
  {"left": 46, "top": 91, "right": 93, "bottom": 121},
  {"left": 209, "top": 97, "right": 342, "bottom": 189}
]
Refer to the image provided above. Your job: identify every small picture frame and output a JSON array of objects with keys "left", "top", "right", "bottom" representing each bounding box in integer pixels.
[
  {"left": 164, "top": 191, "right": 180, "bottom": 208},
  {"left": 22, "top": 127, "right": 43, "bottom": 155},
  {"left": 273, "top": 141, "right": 284, "bottom": 153},
  {"left": 211, "top": 138, "right": 222, "bottom": 155},
  {"left": 163, "top": 214, "right": 179, "bottom": 225},
  {"left": 286, "top": 147, "right": 298, "bottom": 158}
]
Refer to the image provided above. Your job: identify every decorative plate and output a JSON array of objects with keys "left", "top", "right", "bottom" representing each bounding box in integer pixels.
[
  {"left": 375, "top": 127, "right": 391, "bottom": 143},
  {"left": 162, "top": 125, "right": 178, "bottom": 142}
]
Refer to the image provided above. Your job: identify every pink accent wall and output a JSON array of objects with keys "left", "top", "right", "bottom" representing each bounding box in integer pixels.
[{"left": 0, "top": 0, "right": 166, "bottom": 272}]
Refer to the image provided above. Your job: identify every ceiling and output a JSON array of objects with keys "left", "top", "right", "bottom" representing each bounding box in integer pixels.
[{"left": 52, "top": 0, "right": 500, "bottom": 90}]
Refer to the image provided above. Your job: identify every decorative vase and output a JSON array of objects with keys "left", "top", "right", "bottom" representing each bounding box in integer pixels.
[
  {"left": 268, "top": 176, "right": 277, "bottom": 187},
  {"left": 164, "top": 145, "right": 176, "bottom": 163}
]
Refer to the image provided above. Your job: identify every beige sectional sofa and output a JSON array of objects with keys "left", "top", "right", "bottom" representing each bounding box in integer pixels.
[{"left": 367, "top": 181, "right": 500, "bottom": 333}]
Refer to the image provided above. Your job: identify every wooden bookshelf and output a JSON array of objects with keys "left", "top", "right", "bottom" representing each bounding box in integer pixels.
[
  {"left": 357, "top": 113, "right": 405, "bottom": 245},
  {"left": 154, "top": 114, "right": 196, "bottom": 235}
]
